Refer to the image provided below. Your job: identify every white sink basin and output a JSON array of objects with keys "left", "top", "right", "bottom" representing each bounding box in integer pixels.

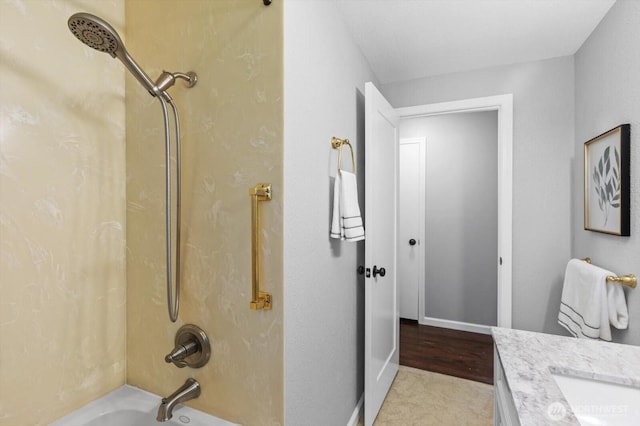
[{"left": 551, "top": 371, "right": 640, "bottom": 425}]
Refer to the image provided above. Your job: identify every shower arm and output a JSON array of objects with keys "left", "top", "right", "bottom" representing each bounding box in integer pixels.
[
  {"left": 155, "top": 71, "right": 198, "bottom": 95},
  {"left": 157, "top": 93, "right": 182, "bottom": 322}
]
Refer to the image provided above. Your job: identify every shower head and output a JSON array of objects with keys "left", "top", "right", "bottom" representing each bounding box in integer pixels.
[
  {"left": 68, "top": 12, "right": 121, "bottom": 56},
  {"left": 68, "top": 12, "right": 157, "bottom": 96}
]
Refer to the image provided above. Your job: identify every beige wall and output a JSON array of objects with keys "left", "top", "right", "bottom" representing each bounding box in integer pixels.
[
  {"left": 0, "top": 1, "right": 126, "bottom": 425},
  {"left": 125, "top": 1, "right": 283, "bottom": 425}
]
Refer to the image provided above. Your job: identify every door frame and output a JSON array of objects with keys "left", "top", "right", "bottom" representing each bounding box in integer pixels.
[{"left": 395, "top": 94, "right": 513, "bottom": 329}]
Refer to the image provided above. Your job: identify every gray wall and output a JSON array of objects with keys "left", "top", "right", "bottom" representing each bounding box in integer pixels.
[
  {"left": 283, "top": 1, "right": 377, "bottom": 424},
  {"left": 383, "top": 56, "right": 575, "bottom": 334},
  {"left": 400, "top": 112, "right": 498, "bottom": 326},
  {"left": 573, "top": 0, "right": 640, "bottom": 345}
]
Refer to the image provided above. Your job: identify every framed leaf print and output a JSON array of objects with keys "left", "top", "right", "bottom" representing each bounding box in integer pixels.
[{"left": 584, "top": 124, "right": 630, "bottom": 236}]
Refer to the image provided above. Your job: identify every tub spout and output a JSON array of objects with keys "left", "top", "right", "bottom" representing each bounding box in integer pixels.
[{"left": 156, "top": 378, "right": 201, "bottom": 422}]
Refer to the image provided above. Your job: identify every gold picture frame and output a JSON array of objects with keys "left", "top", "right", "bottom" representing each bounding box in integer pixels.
[{"left": 584, "top": 124, "right": 630, "bottom": 236}]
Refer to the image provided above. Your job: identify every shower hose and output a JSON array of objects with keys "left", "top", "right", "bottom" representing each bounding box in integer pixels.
[{"left": 157, "top": 93, "right": 181, "bottom": 323}]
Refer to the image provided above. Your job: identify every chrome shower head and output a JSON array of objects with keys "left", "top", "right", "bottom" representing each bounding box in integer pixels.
[
  {"left": 68, "top": 12, "right": 122, "bottom": 57},
  {"left": 68, "top": 12, "right": 157, "bottom": 95}
]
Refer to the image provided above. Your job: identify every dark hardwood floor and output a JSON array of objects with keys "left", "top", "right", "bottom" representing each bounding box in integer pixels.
[{"left": 399, "top": 319, "right": 494, "bottom": 385}]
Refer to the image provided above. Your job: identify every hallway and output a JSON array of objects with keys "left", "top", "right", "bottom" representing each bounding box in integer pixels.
[{"left": 399, "top": 320, "right": 494, "bottom": 384}]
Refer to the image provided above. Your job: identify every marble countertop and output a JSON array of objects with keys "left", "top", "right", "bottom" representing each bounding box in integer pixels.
[{"left": 492, "top": 327, "right": 640, "bottom": 425}]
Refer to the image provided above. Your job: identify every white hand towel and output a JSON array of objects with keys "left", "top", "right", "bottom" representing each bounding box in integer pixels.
[
  {"left": 558, "top": 259, "right": 614, "bottom": 341},
  {"left": 607, "top": 280, "right": 629, "bottom": 330},
  {"left": 330, "top": 171, "right": 365, "bottom": 242},
  {"left": 330, "top": 174, "right": 343, "bottom": 239}
]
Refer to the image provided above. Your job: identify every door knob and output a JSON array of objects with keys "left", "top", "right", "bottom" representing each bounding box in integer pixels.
[
  {"left": 372, "top": 265, "right": 386, "bottom": 278},
  {"left": 357, "top": 265, "right": 365, "bottom": 275},
  {"left": 409, "top": 239, "right": 416, "bottom": 246}
]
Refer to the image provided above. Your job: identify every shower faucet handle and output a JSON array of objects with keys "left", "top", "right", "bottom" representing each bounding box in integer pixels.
[
  {"left": 165, "top": 324, "right": 211, "bottom": 369},
  {"left": 165, "top": 339, "right": 199, "bottom": 367}
]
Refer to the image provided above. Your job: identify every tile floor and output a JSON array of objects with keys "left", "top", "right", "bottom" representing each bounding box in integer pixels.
[{"left": 359, "top": 365, "right": 494, "bottom": 425}]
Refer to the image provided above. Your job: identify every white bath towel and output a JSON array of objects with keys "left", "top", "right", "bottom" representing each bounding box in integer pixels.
[
  {"left": 558, "top": 259, "right": 628, "bottom": 341},
  {"left": 330, "top": 171, "right": 365, "bottom": 242}
]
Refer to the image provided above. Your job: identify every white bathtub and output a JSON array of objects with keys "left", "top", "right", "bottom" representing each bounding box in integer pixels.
[{"left": 50, "top": 385, "right": 239, "bottom": 426}]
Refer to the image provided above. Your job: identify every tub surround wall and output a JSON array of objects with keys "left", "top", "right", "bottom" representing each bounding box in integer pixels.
[
  {"left": 125, "top": 1, "right": 283, "bottom": 425},
  {"left": 283, "top": 1, "right": 377, "bottom": 424},
  {"left": 573, "top": 0, "right": 640, "bottom": 345},
  {"left": 0, "top": 1, "right": 126, "bottom": 424}
]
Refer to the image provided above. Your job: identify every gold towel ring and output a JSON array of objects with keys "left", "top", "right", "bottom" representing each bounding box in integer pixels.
[{"left": 331, "top": 136, "right": 355, "bottom": 174}]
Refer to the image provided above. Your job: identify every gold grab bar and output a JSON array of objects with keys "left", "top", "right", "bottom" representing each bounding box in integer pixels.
[
  {"left": 331, "top": 136, "right": 355, "bottom": 174},
  {"left": 249, "top": 183, "right": 272, "bottom": 310},
  {"left": 581, "top": 258, "right": 636, "bottom": 288}
]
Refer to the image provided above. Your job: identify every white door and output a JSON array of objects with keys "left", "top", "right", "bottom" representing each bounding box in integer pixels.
[
  {"left": 364, "top": 82, "right": 399, "bottom": 426},
  {"left": 398, "top": 138, "right": 426, "bottom": 320}
]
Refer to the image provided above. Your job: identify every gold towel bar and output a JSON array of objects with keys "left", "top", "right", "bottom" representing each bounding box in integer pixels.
[
  {"left": 581, "top": 257, "right": 636, "bottom": 288},
  {"left": 331, "top": 136, "right": 355, "bottom": 174}
]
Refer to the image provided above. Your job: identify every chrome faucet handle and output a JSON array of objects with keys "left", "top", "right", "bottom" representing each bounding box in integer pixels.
[
  {"left": 165, "top": 339, "right": 199, "bottom": 367},
  {"left": 165, "top": 324, "right": 211, "bottom": 369}
]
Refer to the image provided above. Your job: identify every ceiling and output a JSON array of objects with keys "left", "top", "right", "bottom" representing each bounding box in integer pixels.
[{"left": 333, "top": 0, "right": 616, "bottom": 84}]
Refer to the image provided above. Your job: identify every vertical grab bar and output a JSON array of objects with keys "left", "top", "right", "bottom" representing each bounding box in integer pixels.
[{"left": 249, "top": 183, "right": 273, "bottom": 310}]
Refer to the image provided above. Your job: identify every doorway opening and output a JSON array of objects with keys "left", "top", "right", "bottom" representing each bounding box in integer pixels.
[{"left": 396, "top": 94, "right": 513, "bottom": 333}]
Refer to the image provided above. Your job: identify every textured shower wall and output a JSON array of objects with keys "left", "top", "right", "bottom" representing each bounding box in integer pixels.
[
  {"left": 0, "top": 1, "right": 126, "bottom": 425},
  {"left": 125, "top": 1, "right": 283, "bottom": 425}
]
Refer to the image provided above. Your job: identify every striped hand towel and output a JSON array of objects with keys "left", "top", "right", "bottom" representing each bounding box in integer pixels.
[{"left": 330, "top": 171, "right": 365, "bottom": 242}]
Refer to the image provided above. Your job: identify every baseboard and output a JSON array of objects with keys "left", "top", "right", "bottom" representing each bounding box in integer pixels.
[
  {"left": 419, "top": 316, "right": 492, "bottom": 335},
  {"left": 347, "top": 393, "right": 364, "bottom": 426}
]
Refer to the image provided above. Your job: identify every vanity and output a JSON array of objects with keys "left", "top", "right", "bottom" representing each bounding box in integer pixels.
[{"left": 492, "top": 327, "right": 640, "bottom": 425}]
